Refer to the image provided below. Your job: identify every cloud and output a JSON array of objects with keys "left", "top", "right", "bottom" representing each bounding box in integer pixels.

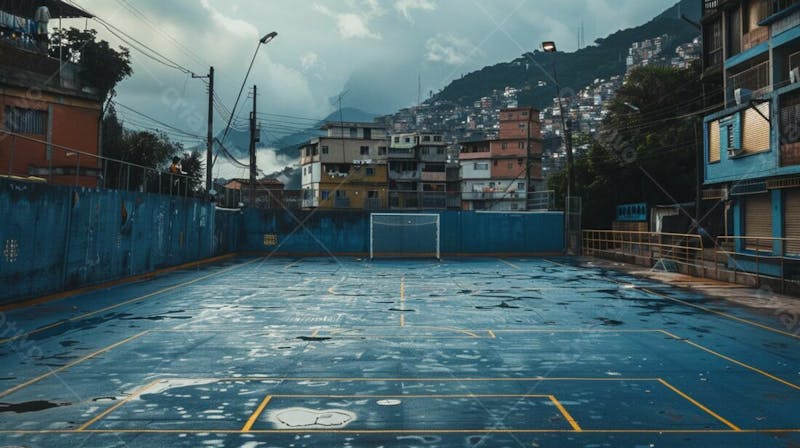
[
  {"left": 425, "top": 33, "right": 476, "bottom": 66},
  {"left": 199, "top": 0, "right": 259, "bottom": 39},
  {"left": 300, "top": 52, "right": 320, "bottom": 71},
  {"left": 314, "top": 2, "right": 383, "bottom": 40},
  {"left": 395, "top": 0, "right": 436, "bottom": 23}
]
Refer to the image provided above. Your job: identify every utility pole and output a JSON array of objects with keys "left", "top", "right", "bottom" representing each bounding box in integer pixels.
[
  {"left": 193, "top": 67, "right": 215, "bottom": 194},
  {"left": 249, "top": 85, "right": 258, "bottom": 208},
  {"left": 206, "top": 67, "right": 214, "bottom": 193}
]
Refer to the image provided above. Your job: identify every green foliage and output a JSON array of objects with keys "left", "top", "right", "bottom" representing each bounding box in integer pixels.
[
  {"left": 102, "top": 106, "right": 204, "bottom": 194},
  {"left": 50, "top": 28, "right": 133, "bottom": 100},
  {"left": 548, "top": 64, "right": 719, "bottom": 229}
]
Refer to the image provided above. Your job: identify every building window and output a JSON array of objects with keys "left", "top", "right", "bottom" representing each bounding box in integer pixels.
[
  {"left": 321, "top": 190, "right": 330, "bottom": 200},
  {"left": 423, "top": 135, "right": 431, "bottom": 142},
  {"left": 394, "top": 137, "right": 400, "bottom": 143},
  {"left": 368, "top": 190, "right": 379, "bottom": 199},
  {"left": 493, "top": 160, "right": 498, "bottom": 166},
  {"left": 4, "top": 106, "right": 47, "bottom": 135},
  {"left": 378, "top": 146, "right": 387, "bottom": 155},
  {"left": 518, "top": 142, "right": 525, "bottom": 149},
  {"left": 508, "top": 162, "right": 513, "bottom": 169},
  {"left": 474, "top": 163, "right": 489, "bottom": 170},
  {"left": 434, "top": 136, "right": 443, "bottom": 142},
  {"left": 404, "top": 137, "right": 411, "bottom": 143},
  {"left": 437, "top": 147, "right": 445, "bottom": 154},
  {"left": 422, "top": 148, "right": 430, "bottom": 155},
  {"left": 350, "top": 127, "right": 358, "bottom": 138},
  {"left": 322, "top": 146, "right": 329, "bottom": 154},
  {"left": 336, "top": 190, "right": 347, "bottom": 198},
  {"left": 360, "top": 146, "right": 370, "bottom": 155},
  {"left": 366, "top": 167, "right": 375, "bottom": 176},
  {"left": 518, "top": 182, "right": 525, "bottom": 191},
  {"left": 501, "top": 143, "right": 508, "bottom": 150},
  {"left": 519, "top": 123, "right": 527, "bottom": 129}
]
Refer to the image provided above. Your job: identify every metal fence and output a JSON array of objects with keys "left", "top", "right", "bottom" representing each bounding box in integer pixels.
[
  {"left": 583, "top": 230, "right": 800, "bottom": 294},
  {"left": 1, "top": 129, "right": 198, "bottom": 197}
]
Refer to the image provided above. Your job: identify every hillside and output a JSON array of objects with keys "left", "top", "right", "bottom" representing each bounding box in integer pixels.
[{"left": 435, "top": 0, "right": 700, "bottom": 109}]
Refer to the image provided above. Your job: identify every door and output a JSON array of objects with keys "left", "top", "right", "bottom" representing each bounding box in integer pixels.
[
  {"left": 744, "top": 194, "right": 772, "bottom": 251},
  {"left": 784, "top": 190, "right": 800, "bottom": 256}
]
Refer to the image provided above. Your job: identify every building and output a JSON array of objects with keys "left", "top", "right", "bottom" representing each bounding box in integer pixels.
[
  {"left": 701, "top": 0, "right": 800, "bottom": 276},
  {"left": 459, "top": 107, "right": 543, "bottom": 211},
  {"left": 300, "top": 122, "right": 389, "bottom": 210},
  {"left": 221, "top": 178, "right": 298, "bottom": 209},
  {"left": 388, "top": 132, "right": 454, "bottom": 209},
  {"left": 0, "top": 1, "right": 101, "bottom": 187}
]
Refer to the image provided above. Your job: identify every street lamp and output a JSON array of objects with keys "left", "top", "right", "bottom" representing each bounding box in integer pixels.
[
  {"left": 218, "top": 31, "right": 278, "bottom": 207},
  {"left": 542, "top": 40, "right": 575, "bottom": 254}
]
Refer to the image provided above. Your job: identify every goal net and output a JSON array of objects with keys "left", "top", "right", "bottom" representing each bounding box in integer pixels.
[{"left": 370, "top": 213, "right": 441, "bottom": 259}]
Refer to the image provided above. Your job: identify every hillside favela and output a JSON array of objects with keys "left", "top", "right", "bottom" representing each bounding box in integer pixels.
[{"left": 2, "top": 0, "right": 800, "bottom": 447}]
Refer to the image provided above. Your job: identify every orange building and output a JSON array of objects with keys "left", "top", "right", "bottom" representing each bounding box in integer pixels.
[{"left": 0, "top": 1, "right": 101, "bottom": 187}]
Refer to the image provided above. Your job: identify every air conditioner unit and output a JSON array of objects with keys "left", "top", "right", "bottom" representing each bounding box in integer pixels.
[
  {"left": 728, "top": 146, "right": 745, "bottom": 158},
  {"left": 791, "top": 68, "right": 800, "bottom": 84},
  {"left": 734, "top": 88, "right": 752, "bottom": 106}
]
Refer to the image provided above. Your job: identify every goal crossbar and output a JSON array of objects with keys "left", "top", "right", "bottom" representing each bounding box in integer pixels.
[{"left": 370, "top": 213, "right": 441, "bottom": 260}]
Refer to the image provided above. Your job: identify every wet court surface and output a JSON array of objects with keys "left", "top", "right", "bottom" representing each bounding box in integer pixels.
[{"left": 1, "top": 257, "right": 800, "bottom": 447}]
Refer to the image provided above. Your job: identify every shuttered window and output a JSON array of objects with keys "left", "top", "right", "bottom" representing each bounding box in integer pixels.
[
  {"left": 709, "top": 120, "right": 721, "bottom": 163},
  {"left": 3, "top": 106, "right": 47, "bottom": 135},
  {"left": 742, "top": 102, "right": 770, "bottom": 154},
  {"left": 745, "top": 194, "right": 772, "bottom": 251},
  {"left": 784, "top": 190, "right": 800, "bottom": 256}
]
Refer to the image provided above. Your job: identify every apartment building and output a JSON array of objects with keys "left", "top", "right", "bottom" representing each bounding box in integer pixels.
[
  {"left": 300, "top": 122, "right": 389, "bottom": 210},
  {"left": 459, "top": 107, "right": 543, "bottom": 211},
  {"left": 388, "top": 132, "right": 457, "bottom": 209},
  {"left": 701, "top": 0, "right": 800, "bottom": 276}
]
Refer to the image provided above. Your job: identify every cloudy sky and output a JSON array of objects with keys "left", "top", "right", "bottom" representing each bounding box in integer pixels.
[{"left": 65, "top": 0, "right": 677, "bottom": 176}]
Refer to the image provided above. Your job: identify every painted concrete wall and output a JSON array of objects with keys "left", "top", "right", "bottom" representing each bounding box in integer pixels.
[
  {"left": 0, "top": 178, "right": 218, "bottom": 303},
  {"left": 240, "top": 209, "right": 565, "bottom": 256}
]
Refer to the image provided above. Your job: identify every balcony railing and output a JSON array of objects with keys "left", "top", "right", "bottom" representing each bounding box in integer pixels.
[
  {"left": 388, "top": 170, "right": 419, "bottom": 180},
  {"left": 743, "top": 26, "right": 770, "bottom": 51},
  {"left": 728, "top": 60, "right": 771, "bottom": 101},
  {"left": 462, "top": 191, "right": 527, "bottom": 201},
  {"left": 703, "top": 0, "right": 719, "bottom": 16}
]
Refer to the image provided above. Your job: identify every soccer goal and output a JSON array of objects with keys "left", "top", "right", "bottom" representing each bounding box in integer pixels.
[{"left": 370, "top": 213, "right": 441, "bottom": 260}]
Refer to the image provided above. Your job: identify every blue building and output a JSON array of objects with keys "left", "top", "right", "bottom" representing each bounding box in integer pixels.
[{"left": 701, "top": 0, "right": 800, "bottom": 274}]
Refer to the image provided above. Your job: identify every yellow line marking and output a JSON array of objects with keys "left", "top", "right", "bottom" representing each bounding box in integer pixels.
[
  {"left": 0, "top": 258, "right": 263, "bottom": 346},
  {"left": 271, "top": 394, "right": 551, "bottom": 399},
  {"left": 487, "top": 330, "right": 496, "bottom": 339},
  {"left": 657, "top": 378, "right": 741, "bottom": 431},
  {"left": 211, "top": 376, "right": 662, "bottom": 382},
  {"left": 400, "top": 275, "right": 406, "bottom": 328},
  {"left": 641, "top": 287, "right": 800, "bottom": 340},
  {"left": 283, "top": 258, "right": 304, "bottom": 270},
  {"left": 544, "top": 257, "right": 800, "bottom": 341},
  {"left": 78, "top": 379, "right": 161, "bottom": 431},
  {"left": 548, "top": 395, "right": 582, "bottom": 431},
  {"left": 310, "top": 329, "right": 320, "bottom": 338},
  {"left": 0, "top": 331, "right": 150, "bottom": 399},
  {"left": 492, "top": 329, "right": 662, "bottom": 333},
  {"left": 499, "top": 259, "right": 520, "bottom": 269},
  {"left": 242, "top": 395, "right": 272, "bottom": 432},
  {"left": 5, "top": 428, "right": 800, "bottom": 434},
  {"left": 659, "top": 330, "right": 800, "bottom": 391}
]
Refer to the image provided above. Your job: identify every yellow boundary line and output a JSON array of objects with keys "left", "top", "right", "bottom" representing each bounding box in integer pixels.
[
  {"left": 657, "top": 378, "right": 740, "bottom": 431},
  {"left": 659, "top": 330, "right": 800, "bottom": 391},
  {"left": 6, "top": 428, "right": 800, "bottom": 435},
  {"left": 78, "top": 379, "right": 161, "bottom": 431},
  {"left": 499, "top": 259, "right": 520, "bottom": 270},
  {"left": 242, "top": 395, "right": 272, "bottom": 432},
  {"left": 548, "top": 395, "right": 582, "bottom": 431},
  {"left": 542, "top": 258, "right": 800, "bottom": 341},
  {"left": 0, "top": 258, "right": 263, "bottom": 346},
  {"left": 0, "top": 330, "right": 150, "bottom": 399},
  {"left": 0, "top": 254, "right": 238, "bottom": 313}
]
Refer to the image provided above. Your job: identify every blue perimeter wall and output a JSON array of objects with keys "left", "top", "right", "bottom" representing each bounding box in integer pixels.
[
  {"left": 0, "top": 178, "right": 218, "bottom": 304},
  {"left": 238, "top": 209, "right": 565, "bottom": 256},
  {"left": 0, "top": 178, "right": 564, "bottom": 304}
]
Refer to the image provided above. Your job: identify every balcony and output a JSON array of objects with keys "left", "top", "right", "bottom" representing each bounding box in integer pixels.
[
  {"left": 462, "top": 191, "right": 526, "bottom": 201},
  {"left": 703, "top": 0, "right": 719, "bottom": 17},
  {"left": 728, "top": 60, "right": 771, "bottom": 101},
  {"left": 388, "top": 170, "right": 419, "bottom": 180},
  {"left": 388, "top": 148, "right": 416, "bottom": 159},
  {"left": 781, "top": 90, "right": 800, "bottom": 166},
  {"left": 459, "top": 151, "right": 491, "bottom": 160},
  {"left": 421, "top": 171, "right": 446, "bottom": 182}
]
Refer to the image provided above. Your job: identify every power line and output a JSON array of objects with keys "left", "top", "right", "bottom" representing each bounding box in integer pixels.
[{"left": 113, "top": 101, "right": 205, "bottom": 140}]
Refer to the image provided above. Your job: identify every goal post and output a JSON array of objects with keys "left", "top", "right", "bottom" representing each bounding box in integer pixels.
[{"left": 370, "top": 213, "right": 441, "bottom": 260}]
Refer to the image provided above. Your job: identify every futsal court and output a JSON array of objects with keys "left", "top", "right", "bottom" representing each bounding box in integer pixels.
[{"left": 1, "top": 256, "right": 799, "bottom": 447}]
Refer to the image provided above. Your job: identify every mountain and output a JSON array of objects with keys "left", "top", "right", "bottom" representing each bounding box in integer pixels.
[{"left": 434, "top": 0, "right": 701, "bottom": 109}]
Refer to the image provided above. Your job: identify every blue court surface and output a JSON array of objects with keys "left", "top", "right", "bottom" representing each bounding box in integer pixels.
[{"left": 1, "top": 257, "right": 800, "bottom": 447}]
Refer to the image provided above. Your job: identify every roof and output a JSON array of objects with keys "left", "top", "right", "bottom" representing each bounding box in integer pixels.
[
  {"left": 225, "top": 178, "right": 284, "bottom": 188},
  {"left": 0, "top": 0, "right": 93, "bottom": 18},
  {"left": 320, "top": 121, "right": 387, "bottom": 130}
]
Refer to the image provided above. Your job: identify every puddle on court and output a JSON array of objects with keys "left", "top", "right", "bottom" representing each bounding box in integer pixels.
[
  {"left": 0, "top": 400, "right": 70, "bottom": 413},
  {"left": 268, "top": 407, "right": 356, "bottom": 429}
]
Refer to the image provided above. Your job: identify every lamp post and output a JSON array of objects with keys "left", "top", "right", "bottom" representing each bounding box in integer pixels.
[
  {"left": 220, "top": 32, "right": 278, "bottom": 207},
  {"left": 542, "top": 41, "right": 574, "bottom": 253}
]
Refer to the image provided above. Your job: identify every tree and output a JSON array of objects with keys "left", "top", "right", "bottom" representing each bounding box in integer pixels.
[
  {"left": 549, "top": 63, "right": 718, "bottom": 229},
  {"left": 50, "top": 28, "right": 133, "bottom": 101}
]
